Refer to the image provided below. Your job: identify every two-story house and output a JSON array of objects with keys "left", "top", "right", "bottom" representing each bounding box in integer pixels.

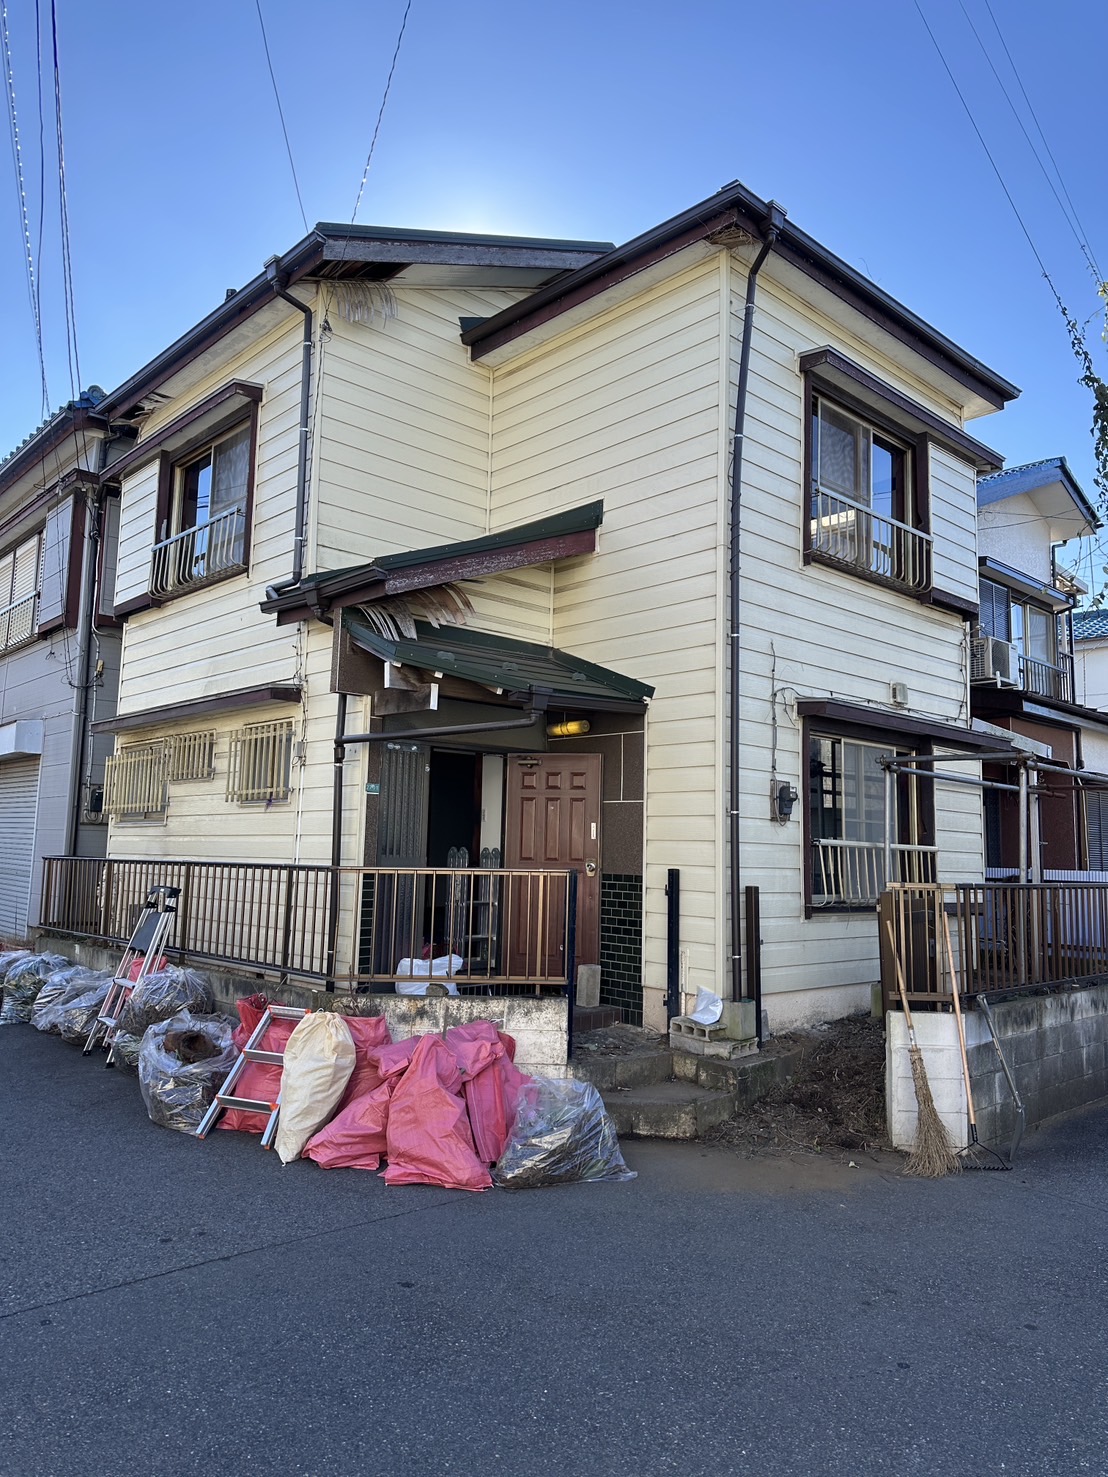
[
  {"left": 68, "top": 181, "right": 1023, "bottom": 1032},
  {"left": 972, "top": 457, "right": 1104, "bottom": 876},
  {"left": 0, "top": 389, "right": 134, "bottom": 937}
]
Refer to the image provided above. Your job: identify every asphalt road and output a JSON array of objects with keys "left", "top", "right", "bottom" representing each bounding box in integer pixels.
[{"left": 2, "top": 1023, "right": 1107, "bottom": 1477}]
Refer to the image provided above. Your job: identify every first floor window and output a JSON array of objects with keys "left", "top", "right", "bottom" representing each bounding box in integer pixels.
[
  {"left": 226, "top": 720, "right": 294, "bottom": 804},
  {"left": 808, "top": 732, "right": 931, "bottom": 906}
]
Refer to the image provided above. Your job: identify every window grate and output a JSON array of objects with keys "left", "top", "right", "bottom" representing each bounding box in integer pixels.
[
  {"left": 226, "top": 720, "right": 294, "bottom": 804},
  {"left": 104, "top": 742, "right": 170, "bottom": 820},
  {"left": 169, "top": 729, "right": 216, "bottom": 781}
]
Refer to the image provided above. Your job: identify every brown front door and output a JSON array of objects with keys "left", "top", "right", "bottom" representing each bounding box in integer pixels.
[{"left": 504, "top": 753, "right": 601, "bottom": 977}]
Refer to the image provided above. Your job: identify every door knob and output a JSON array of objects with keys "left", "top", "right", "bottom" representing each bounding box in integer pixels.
[{"left": 585, "top": 860, "right": 597, "bottom": 877}]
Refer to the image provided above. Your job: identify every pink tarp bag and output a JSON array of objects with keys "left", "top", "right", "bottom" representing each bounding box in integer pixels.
[
  {"left": 382, "top": 1034, "right": 492, "bottom": 1192},
  {"left": 337, "top": 1015, "right": 392, "bottom": 1110},
  {"left": 445, "top": 1021, "right": 529, "bottom": 1166},
  {"left": 303, "top": 1035, "right": 416, "bottom": 1171}
]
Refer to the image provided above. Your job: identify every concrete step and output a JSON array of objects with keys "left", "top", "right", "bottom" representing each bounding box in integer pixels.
[
  {"left": 602, "top": 1080, "right": 737, "bottom": 1140},
  {"left": 572, "top": 1047, "right": 674, "bottom": 1092}
]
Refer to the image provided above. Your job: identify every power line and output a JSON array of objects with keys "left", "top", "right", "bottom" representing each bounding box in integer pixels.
[
  {"left": 2, "top": 0, "right": 50, "bottom": 414},
  {"left": 957, "top": 0, "right": 1102, "bottom": 287},
  {"left": 981, "top": 0, "right": 1102, "bottom": 286},
  {"left": 254, "top": 0, "right": 309, "bottom": 236},
  {"left": 913, "top": 0, "right": 1064, "bottom": 314},
  {"left": 351, "top": 0, "right": 413, "bottom": 223},
  {"left": 49, "top": 0, "right": 80, "bottom": 399}
]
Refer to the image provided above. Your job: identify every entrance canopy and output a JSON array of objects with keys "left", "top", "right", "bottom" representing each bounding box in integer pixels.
[{"left": 343, "top": 610, "right": 653, "bottom": 713}]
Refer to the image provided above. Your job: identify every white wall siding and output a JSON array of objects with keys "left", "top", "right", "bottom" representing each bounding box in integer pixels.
[
  {"left": 929, "top": 448, "right": 980, "bottom": 607},
  {"left": 978, "top": 493, "right": 1052, "bottom": 584}
]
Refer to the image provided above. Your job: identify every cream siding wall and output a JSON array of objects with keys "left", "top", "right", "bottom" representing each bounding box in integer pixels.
[
  {"left": 315, "top": 288, "right": 521, "bottom": 566},
  {"left": 1076, "top": 641, "right": 1108, "bottom": 711},
  {"left": 464, "top": 566, "right": 553, "bottom": 645},
  {"left": 733, "top": 267, "right": 980, "bottom": 1023},
  {"left": 487, "top": 258, "right": 726, "bottom": 1023},
  {"left": 930, "top": 448, "right": 980, "bottom": 606},
  {"left": 113, "top": 311, "right": 310, "bottom": 717}
]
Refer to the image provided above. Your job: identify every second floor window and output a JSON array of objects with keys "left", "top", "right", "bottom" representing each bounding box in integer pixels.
[
  {"left": 0, "top": 532, "right": 42, "bottom": 653},
  {"left": 151, "top": 422, "right": 251, "bottom": 598},
  {"left": 809, "top": 395, "right": 930, "bottom": 594}
]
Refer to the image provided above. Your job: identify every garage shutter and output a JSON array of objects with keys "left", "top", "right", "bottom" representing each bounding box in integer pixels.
[{"left": 0, "top": 758, "right": 40, "bottom": 940}]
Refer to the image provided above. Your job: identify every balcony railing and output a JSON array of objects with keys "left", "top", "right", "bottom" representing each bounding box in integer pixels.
[
  {"left": 40, "top": 856, "right": 576, "bottom": 993},
  {"left": 880, "top": 880, "right": 1108, "bottom": 1008},
  {"left": 810, "top": 491, "right": 932, "bottom": 593},
  {"left": 150, "top": 506, "right": 246, "bottom": 598},
  {"left": 813, "top": 839, "right": 937, "bottom": 907},
  {"left": 0, "top": 591, "right": 37, "bottom": 652},
  {"left": 1019, "top": 652, "right": 1073, "bottom": 702}
]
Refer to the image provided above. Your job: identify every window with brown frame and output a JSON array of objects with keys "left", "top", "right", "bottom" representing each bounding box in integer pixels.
[
  {"left": 150, "top": 414, "right": 256, "bottom": 600},
  {"left": 0, "top": 531, "right": 42, "bottom": 653},
  {"left": 806, "top": 387, "right": 931, "bottom": 596}
]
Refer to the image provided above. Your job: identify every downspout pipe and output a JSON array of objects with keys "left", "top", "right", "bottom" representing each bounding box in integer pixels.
[
  {"left": 65, "top": 487, "right": 99, "bottom": 856},
  {"left": 728, "top": 203, "right": 785, "bottom": 1004},
  {"left": 264, "top": 258, "right": 312, "bottom": 586}
]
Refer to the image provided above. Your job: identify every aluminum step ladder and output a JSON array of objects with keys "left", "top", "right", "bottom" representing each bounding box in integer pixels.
[
  {"left": 195, "top": 1003, "right": 308, "bottom": 1147},
  {"left": 84, "top": 884, "right": 180, "bottom": 1062}
]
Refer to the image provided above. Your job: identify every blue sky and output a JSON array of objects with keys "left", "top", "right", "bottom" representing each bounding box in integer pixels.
[{"left": 3, "top": 1, "right": 1106, "bottom": 578}]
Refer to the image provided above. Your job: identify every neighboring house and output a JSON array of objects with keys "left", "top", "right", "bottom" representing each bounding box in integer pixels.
[
  {"left": 1072, "top": 608, "right": 1108, "bottom": 866},
  {"left": 972, "top": 457, "right": 1105, "bottom": 875},
  {"left": 71, "top": 182, "right": 1024, "bottom": 1031},
  {"left": 0, "top": 389, "right": 134, "bottom": 937}
]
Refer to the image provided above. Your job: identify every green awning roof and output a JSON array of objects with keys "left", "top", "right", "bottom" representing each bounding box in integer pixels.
[{"left": 344, "top": 610, "right": 653, "bottom": 708}]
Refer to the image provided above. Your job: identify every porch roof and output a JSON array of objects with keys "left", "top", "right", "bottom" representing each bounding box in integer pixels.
[
  {"left": 344, "top": 610, "right": 654, "bottom": 709},
  {"left": 260, "top": 501, "right": 604, "bottom": 624}
]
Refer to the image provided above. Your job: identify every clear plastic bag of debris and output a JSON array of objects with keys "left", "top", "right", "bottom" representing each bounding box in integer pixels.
[
  {"left": 33, "top": 967, "right": 112, "bottom": 1036},
  {"left": 493, "top": 1076, "right": 636, "bottom": 1190},
  {"left": 0, "top": 953, "right": 72, "bottom": 1025},
  {"left": 0, "top": 949, "right": 32, "bottom": 983},
  {"left": 117, "top": 967, "right": 214, "bottom": 1036},
  {"left": 138, "top": 1010, "right": 237, "bottom": 1133},
  {"left": 110, "top": 1030, "right": 143, "bottom": 1074},
  {"left": 56, "top": 975, "right": 115, "bottom": 1044}
]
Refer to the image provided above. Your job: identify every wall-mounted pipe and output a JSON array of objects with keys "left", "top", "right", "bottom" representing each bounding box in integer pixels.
[
  {"left": 265, "top": 257, "right": 313, "bottom": 586},
  {"left": 728, "top": 202, "right": 785, "bottom": 1004}
]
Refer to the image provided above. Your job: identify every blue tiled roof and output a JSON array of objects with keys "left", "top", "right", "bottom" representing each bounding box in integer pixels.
[
  {"left": 977, "top": 456, "right": 1098, "bottom": 529},
  {"left": 1074, "top": 610, "right": 1108, "bottom": 641},
  {"left": 0, "top": 386, "right": 106, "bottom": 471}
]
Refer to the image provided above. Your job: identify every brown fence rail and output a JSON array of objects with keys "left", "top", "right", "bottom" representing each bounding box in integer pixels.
[
  {"left": 40, "top": 856, "right": 574, "bottom": 993},
  {"left": 880, "top": 882, "right": 1108, "bottom": 1009}
]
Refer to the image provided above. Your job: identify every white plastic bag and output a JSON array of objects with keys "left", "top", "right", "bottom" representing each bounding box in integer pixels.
[
  {"left": 394, "top": 954, "right": 463, "bottom": 996},
  {"left": 274, "top": 1013, "right": 356, "bottom": 1164}
]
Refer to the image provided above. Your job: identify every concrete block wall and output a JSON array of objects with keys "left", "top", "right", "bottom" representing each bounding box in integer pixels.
[
  {"left": 34, "top": 933, "right": 569, "bottom": 1077},
  {"left": 887, "top": 983, "right": 1108, "bottom": 1151}
]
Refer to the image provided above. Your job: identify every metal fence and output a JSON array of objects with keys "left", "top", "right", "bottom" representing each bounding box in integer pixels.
[
  {"left": 40, "top": 856, "right": 576, "bottom": 993},
  {"left": 880, "top": 881, "right": 1108, "bottom": 1009}
]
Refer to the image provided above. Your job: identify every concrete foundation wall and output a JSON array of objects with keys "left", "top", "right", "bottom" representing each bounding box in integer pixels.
[
  {"left": 887, "top": 984, "right": 1108, "bottom": 1151},
  {"left": 33, "top": 934, "right": 569, "bottom": 1078}
]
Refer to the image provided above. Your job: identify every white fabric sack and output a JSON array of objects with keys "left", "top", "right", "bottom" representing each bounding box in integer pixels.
[
  {"left": 274, "top": 1012, "right": 356, "bottom": 1164},
  {"left": 394, "top": 954, "right": 463, "bottom": 996},
  {"left": 688, "top": 986, "right": 723, "bottom": 1025}
]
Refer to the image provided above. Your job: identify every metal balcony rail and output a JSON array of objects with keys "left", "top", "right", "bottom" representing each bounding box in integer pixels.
[
  {"left": 810, "top": 491, "right": 932, "bottom": 593},
  {"left": 880, "top": 880, "right": 1108, "bottom": 1009},
  {"left": 813, "top": 839, "right": 937, "bottom": 906},
  {"left": 40, "top": 856, "right": 575, "bottom": 993},
  {"left": 0, "top": 591, "right": 37, "bottom": 652},
  {"left": 150, "top": 505, "right": 246, "bottom": 598},
  {"left": 1019, "top": 652, "right": 1072, "bottom": 703}
]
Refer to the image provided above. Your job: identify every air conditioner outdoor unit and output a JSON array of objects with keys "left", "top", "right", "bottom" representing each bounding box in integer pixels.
[{"left": 970, "top": 635, "right": 1019, "bottom": 687}]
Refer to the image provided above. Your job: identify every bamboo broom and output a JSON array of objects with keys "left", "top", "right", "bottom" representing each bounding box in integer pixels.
[{"left": 884, "top": 917, "right": 960, "bottom": 1178}]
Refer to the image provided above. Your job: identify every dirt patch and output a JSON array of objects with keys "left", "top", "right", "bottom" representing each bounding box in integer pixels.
[
  {"left": 574, "top": 1024, "right": 668, "bottom": 1057},
  {"left": 706, "top": 1013, "right": 892, "bottom": 1159}
]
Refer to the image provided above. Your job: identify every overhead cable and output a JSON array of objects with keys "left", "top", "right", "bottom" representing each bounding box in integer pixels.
[
  {"left": 50, "top": 0, "right": 80, "bottom": 399},
  {"left": 2, "top": 0, "right": 50, "bottom": 413},
  {"left": 254, "top": 0, "right": 309, "bottom": 235},
  {"left": 351, "top": 0, "right": 413, "bottom": 223}
]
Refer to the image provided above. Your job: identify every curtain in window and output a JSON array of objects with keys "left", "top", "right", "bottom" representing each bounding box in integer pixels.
[{"left": 817, "top": 402, "right": 870, "bottom": 502}]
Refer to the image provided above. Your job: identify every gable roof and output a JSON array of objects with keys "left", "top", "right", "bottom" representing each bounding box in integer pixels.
[
  {"left": 978, "top": 456, "right": 1099, "bottom": 539},
  {"left": 459, "top": 179, "right": 1020, "bottom": 414},
  {"left": 96, "top": 226, "right": 613, "bottom": 421}
]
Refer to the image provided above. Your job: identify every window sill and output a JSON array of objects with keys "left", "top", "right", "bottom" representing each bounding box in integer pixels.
[
  {"left": 148, "top": 559, "right": 247, "bottom": 605},
  {"left": 805, "top": 548, "right": 933, "bottom": 602}
]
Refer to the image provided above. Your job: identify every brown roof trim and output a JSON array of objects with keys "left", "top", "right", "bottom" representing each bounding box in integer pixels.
[
  {"left": 797, "top": 698, "right": 1015, "bottom": 752},
  {"left": 92, "top": 684, "right": 302, "bottom": 734},
  {"left": 108, "top": 381, "right": 264, "bottom": 479},
  {"left": 462, "top": 182, "right": 1019, "bottom": 410},
  {"left": 0, "top": 406, "right": 107, "bottom": 492},
  {"left": 800, "top": 348, "right": 1005, "bottom": 471}
]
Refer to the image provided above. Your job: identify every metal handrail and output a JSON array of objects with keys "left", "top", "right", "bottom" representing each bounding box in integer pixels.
[
  {"left": 813, "top": 839, "right": 937, "bottom": 906},
  {"left": 39, "top": 856, "right": 575, "bottom": 993},
  {"left": 810, "top": 489, "right": 932, "bottom": 592},
  {"left": 150, "top": 505, "right": 246, "bottom": 598},
  {"left": 0, "top": 591, "right": 37, "bottom": 651}
]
